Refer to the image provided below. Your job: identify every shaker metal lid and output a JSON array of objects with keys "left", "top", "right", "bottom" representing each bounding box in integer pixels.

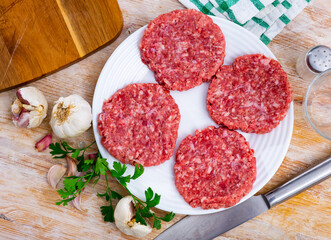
[{"left": 306, "top": 45, "right": 331, "bottom": 73}]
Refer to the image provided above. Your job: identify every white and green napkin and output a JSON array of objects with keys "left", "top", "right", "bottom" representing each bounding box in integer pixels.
[{"left": 179, "top": 0, "right": 311, "bottom": 44}]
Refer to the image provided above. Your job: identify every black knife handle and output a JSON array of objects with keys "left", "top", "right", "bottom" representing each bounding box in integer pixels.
[{"left": 264, "top": 156, "right": 331, "bottom": 208}]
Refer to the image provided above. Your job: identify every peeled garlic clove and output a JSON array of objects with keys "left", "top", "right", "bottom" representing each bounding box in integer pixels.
[
  {"left": 114, "top": 195, "right": 152, "bottom": 238},
  {"left": 35, "top": 134, "right": 52, "bottom": 152},
  {"left": 11, "top": 87, "right": 48, "bottom": 128},
  {"left": 50, "top": 94, "right": 92, "bottom": 139},
  {"left": 48, "top": 164, "right": 66, "bottom": 188},
  {"left": 66, "top": 155, "right": 77, "bottom": 177}
]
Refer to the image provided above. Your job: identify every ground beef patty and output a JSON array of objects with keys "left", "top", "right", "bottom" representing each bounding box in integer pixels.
[
  {"left": 174, "top": 126, "right": 256, "bottom": 209},
  {"left": 140, "top": 9, "right": 225, "bottom": 91},
  {"left": 98, "top": 83, "right": 180, "bottom": 167},
  {"left": 207, "top": 54, "right": 292, "bottom": 134}
]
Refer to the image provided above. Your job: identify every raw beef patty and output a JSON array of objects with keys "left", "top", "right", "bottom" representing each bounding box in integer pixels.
[
  {"left": 207, "top": 54, "right": 292, "bottom": 134},
  {"left": 140, "top": 9, "right": 225, "bottom": 91},
  {"left": 174, "top": 126, "right": 256, "bottom": 209},
  {"left": 98, "top": 83, "right": 180, "bottom": 167}
]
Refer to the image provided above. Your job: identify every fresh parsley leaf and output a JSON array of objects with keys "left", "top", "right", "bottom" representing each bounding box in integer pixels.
[
  {"left": 71, "top": 149, "right": 81, "bottom": 159},
  {"left": 117, "top": 175, "right": 132, "bottom": 187},
  {"left": 56, "top": 197, "right": 74, "bottom": 206},
  {"left": 139, "top": 206, "right": 153, "bottom": 218},
  {"left": 57, "top": 189, "right": 72, "bottom": 199},
  {"left": 62, "top": 177, "right": 80, "bottom": 192},
  {"left": 84, "top": 159, "right": 94, "bottom": 165},
  {"left": 49, "top": 142, "right": 68, "bottom": 158},
  {"left": 93, "top": 176, "right": 100, "bottom": 186},
  {"left": 100, "top": 205, "right": 115, "bottom": 222},
  {"left": 76, "top": 179, "right": 84, "bottom": 192},
  {"left": 61, "top": 141, "right": 76, "bottom": 151},
  {"left": 111, "top": 190, "right": 122, "bottom": 200},
  {"left": 146, "top": 193, "right": 161, "bottom": 208},
  {"left": 112, "top": 161, "right": 127, "bottom": 176},
  {"left": 76, "top": 154, "right": 85, "bottom": 162},
  {"left": 145, "top": 187, "right": 154, "bottom": 202},
  {"left": 135, "top": 211, "right": 147, "bottom": 226},
  {"left": 77, "top": 160, "right": 91, "bottom": 172},
  {"left": 132, "top": 164, "right": 144, "bottom": 180},
  {"left": 159, "top": 212, "right": 175, "bottom": 222},
  {"left": 95, "top": 157, "right": 108, "bottom": 176},
  {"left": 153, "top": 218, "right": 162, "bottom": 230},
  {"left": 97, "top": 192, "right": 110, "bottom": 201},
  {"left": 109, "top": 170, "right": 122, "bottom": 179}
]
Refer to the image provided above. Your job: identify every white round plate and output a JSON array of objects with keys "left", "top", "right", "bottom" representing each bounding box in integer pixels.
[{"left": 92, "top": 16, "right": 294, "bottom": 215}]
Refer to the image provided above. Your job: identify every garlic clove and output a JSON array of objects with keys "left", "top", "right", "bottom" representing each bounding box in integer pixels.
[
  {"left": 114, "top": 195, "right": 152, "bottom": 238},
  {"left": 15, "top": 110, "right": 30, "bottom": 128},
  {"left": 12, "top": 112, "right": 20, "bottom": 120},
  {"left": 16, "top": 89, "right": 30, "bottom": 104},
  {"left": 17, "top": 87, "right": 47, "bottom": 107},
  {"left": 66, "top": 155, "right": 78, "bottom": 177},
  {"left": 70, "top": 194, "right": 82, "bottom": 211},
  {"left": 70, "top": 188, "right": 84, "bottom": 211},
  {"left": 35, "top": 134, "right": 52, "bottom": 152},
  {"left": 11, "top": 87, "right": 48, "bottom": 128},
  {"left": 48, "top": 164, "right": 66, "bottom": 188},
  {"left": 11, "top": 98, "right": 22, "bottom": 114}
]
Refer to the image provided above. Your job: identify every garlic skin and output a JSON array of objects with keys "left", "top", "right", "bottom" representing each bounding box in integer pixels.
[
  {"left": 114, "top": 195, "right": 152, "bottom": 238},
  {"left": 50, "top": 94, "right": 92, "bottom": 138},
  {"left": 11, "top": 87, "right": 48, "bottom": 128}
]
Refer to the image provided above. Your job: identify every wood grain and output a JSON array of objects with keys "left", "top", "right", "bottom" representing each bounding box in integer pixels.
[
  {"left": 56, "top": 0, "right": 123, "bottom": 56},
  {"left": 0, "top": 0, "right": 123, "bottom": 91},
  {"left": 0, "top": 0, "right": 330, "bottom": 239},
  {"left": 0, "top": 34, "right": 20, "bottom": 89}
]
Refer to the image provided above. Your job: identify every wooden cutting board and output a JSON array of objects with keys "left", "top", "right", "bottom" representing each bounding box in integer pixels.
[{"left": 0, "top": 0, "right": 123, "bottom": 91}]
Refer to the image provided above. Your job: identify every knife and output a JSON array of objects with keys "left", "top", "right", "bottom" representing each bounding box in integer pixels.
[{"left": 155, "top": 157, "right": 331, "bottom": 240}]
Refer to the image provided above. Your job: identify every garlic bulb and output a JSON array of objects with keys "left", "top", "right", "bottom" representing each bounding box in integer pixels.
[
  {"left": 114, "top": 195, "right": 152, "bottom": 238},
  {"left": 50, "top": 94, "right": 92, "bottom": 138},
  {"left": 11, "top": 87, "right": 48, "bottom": 128}
]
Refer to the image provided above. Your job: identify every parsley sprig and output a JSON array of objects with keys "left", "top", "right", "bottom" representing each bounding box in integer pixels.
[{"left": 49, "top": 141, "right": 175, "bottom": 229}]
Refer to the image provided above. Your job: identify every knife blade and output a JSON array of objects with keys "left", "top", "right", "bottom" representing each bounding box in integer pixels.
[{"left": 155, "top": 157, "right": 331, "bottom": 240}]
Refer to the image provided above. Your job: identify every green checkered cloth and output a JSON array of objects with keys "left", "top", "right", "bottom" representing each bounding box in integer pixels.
[{"left": 179, "top": 0, "right": 311, "bottom": 44}]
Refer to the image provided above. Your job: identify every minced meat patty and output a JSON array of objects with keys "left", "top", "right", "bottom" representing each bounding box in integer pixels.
[
  {"left": 174, "top": 126, "right": 256, "bottom": 209},
  {"left": 98, "top": 83, "right": 180, "bottom": 166},
  {"left": 140, "top": 9, "right": 225, "bottom": 91},
  {"left": 207, "top": 54, "right": 292, "bottom": 134}
]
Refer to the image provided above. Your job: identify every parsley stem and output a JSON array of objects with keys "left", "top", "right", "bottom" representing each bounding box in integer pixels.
[
  {"left": 83, "top": 141, "right": 96, "bottom": 150},
  {"left": 81, "top": 141, "right": 96, "bottom": 156},
  {"left": 104, "top": 173, "right": 111, "bottom": 197},
  {"left": 78, "top": 172, "right": 94, "bottom": 194}
]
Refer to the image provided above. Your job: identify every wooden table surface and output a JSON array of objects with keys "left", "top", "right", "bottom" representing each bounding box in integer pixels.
[{"left": 0, "top": 0, "right": 330, "bottom": 239}]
